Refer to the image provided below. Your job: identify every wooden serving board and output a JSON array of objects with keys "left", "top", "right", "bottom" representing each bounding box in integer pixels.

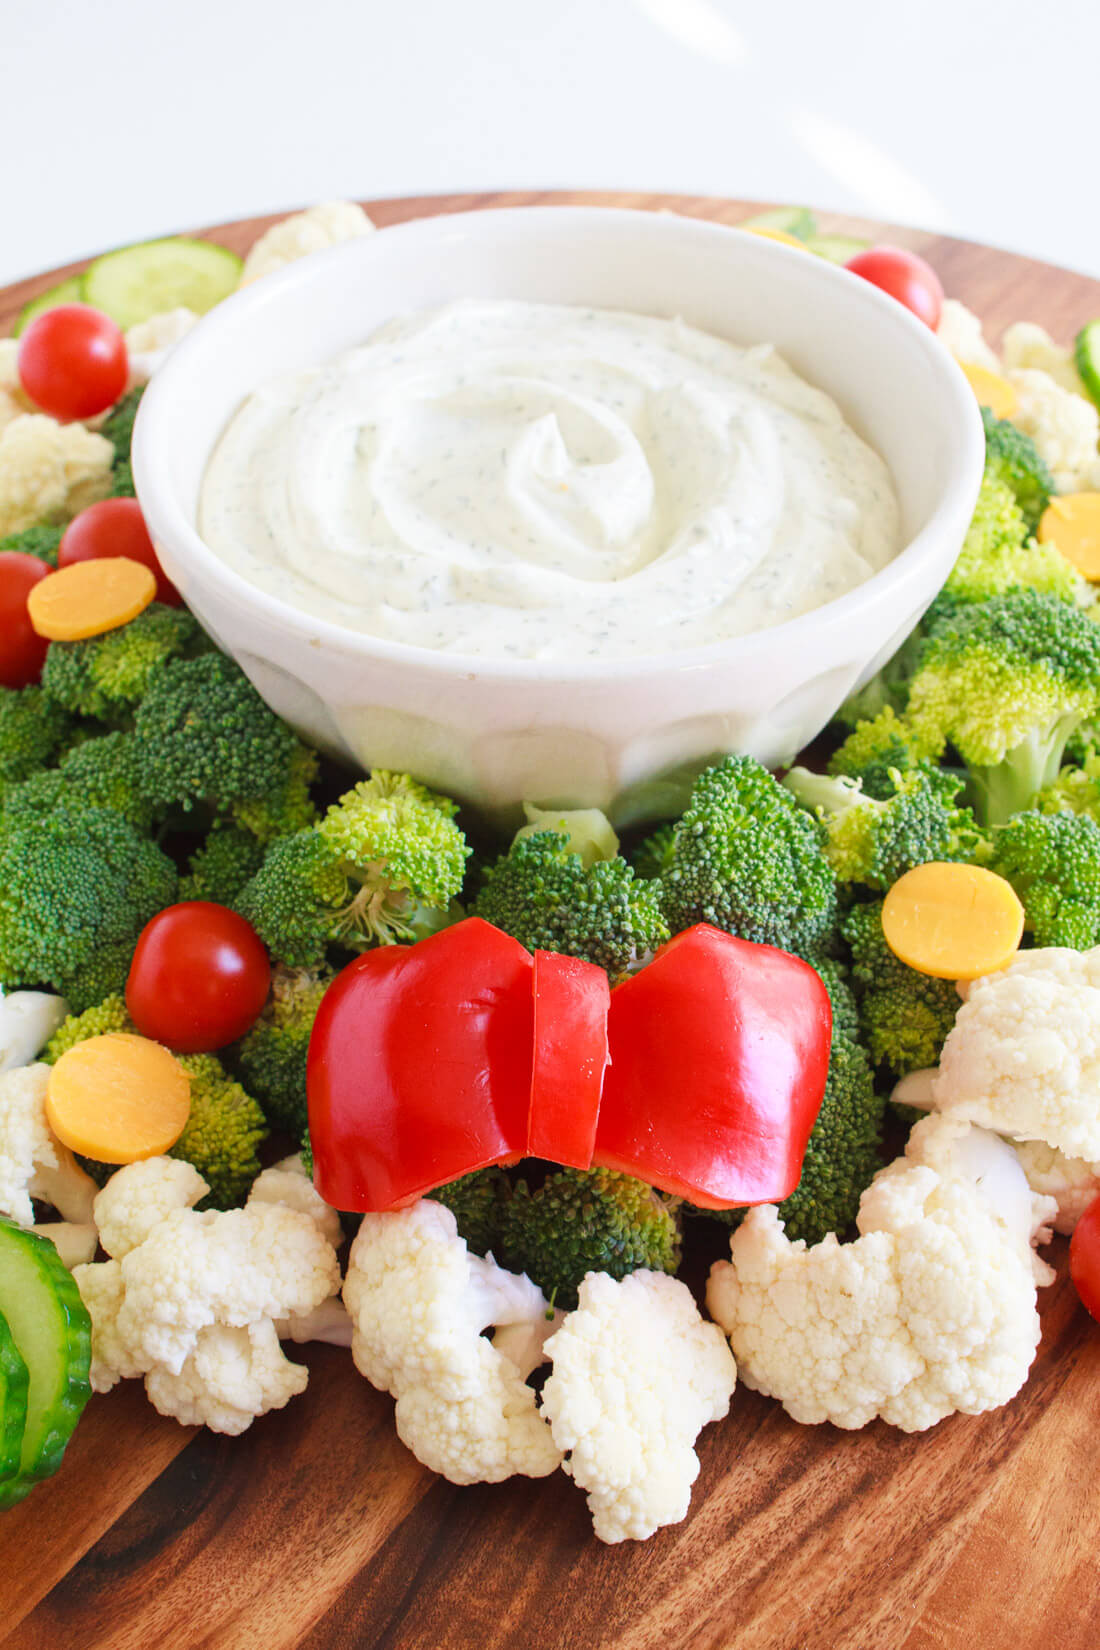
[{"left": 3, "top": 193, "right": 1099, "bottom": 1650}]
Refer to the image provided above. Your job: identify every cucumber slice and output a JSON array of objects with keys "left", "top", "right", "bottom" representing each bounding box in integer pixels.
[
  {"left": 82, "top": 237, "right": 243, "bottom": 330},
  {"left": 1075, "top": 321, "right": 1100, "bottom": 411},
  {"left": 0, "top": 1219, "right": 91, "bottom": 1507},
  {"left": 739, "top": 206, "right": 817, "bottom": 242},
  {"left": 0, "top": 1314, "right": 29, "bottom": 1485},
  {"left": 805, "top": 234, "right": 870, "bottom": 265},
  {"left": 14, "top": 276, "right": 84, "bottom": 336}
]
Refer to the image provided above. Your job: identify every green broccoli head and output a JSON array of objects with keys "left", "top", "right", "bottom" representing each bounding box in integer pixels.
[
  {"left": 773, "top": 1032, "right": 884, "bottom": 1244},
  {"left": 981, "top": 406, "right": 1054, "bottom": 533},
  {"left": 784, "top": 764, "right": 987, "bottom": 891},
  {"left": 905, "top": 589, "right": 1100, "bottom": 825},
  {"left": 431, "top": 1166, "right": 514, "bottom": 1258},
  {"left": 945, "top": 470, "right": 1083, "bottom": 605},
  {"left": 3, "top": 731, "right": 156, "bottom": 833},
  {"left": 43, "top": 993, "right": 132, "bottom": 1063},
  {"left": 42, "top": 602, "right": 209, "bottom": 722},
  {"left": 0, "top": 805, "right": 177, "bottom": 1011},
  {"left": 989, "top": 810, "right": 1100, "bottom": 950},
  {"left": 658, "top": 755, "right": 837, "bottom": 955},
  {"left": 497, "top": 1167, "right": 681, "bottom": 1310},
  {"left": 0, "top": 685, "right": 73, "bottom": 786},
  {"left": 233, "top": 965, "right": 332, "bottom": 1135},
  {"left": 230, "top": 741, "right": 319, "bottom": 843},
  {"left": 828, "top": 706, "right": 931, "bottom": 800},
  {"left": 171, "top": 1052, "right": 268, "bottom": 1208},
  {"left": 630, "top": 822, "right": 678, "bottom": 881},
  {"left": 180, "top": 826, "right": 267, "bottom": 907},
  {"left": 472, "top": 830, "right": 669, "bottom": 978},
  {"left": 0, "top": 525, "right": 62, "bottom": 565},
  {"left": 1038, "top": 746, "right": 1100, "bottom": 822},
  {"left": 237, "top": 772, "right": 469, "bottom": 967},
  {"left": 842, "top": 900, "right": 960, "bottom": 1078},
  {"left": 811, "top": 956, "right": 861, "bottom": 1044},
  {"left": 100, "top": 387, "right": 143, "bottom": 491},
  {"left": 134, "top": 651, "right": 302, "bottom": 819}
]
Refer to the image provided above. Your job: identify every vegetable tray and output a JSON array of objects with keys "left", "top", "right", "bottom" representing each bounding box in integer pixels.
[{"left": 2, "top": 191, "right": 1099, "bottom": 1650}]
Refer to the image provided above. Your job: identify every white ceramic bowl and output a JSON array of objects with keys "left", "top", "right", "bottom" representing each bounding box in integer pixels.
[{"left": 133, "top": 206, "right": 984, "bottom": 824}]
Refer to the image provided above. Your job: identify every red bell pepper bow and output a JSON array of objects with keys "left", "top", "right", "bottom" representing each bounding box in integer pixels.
[{"left": 307, "top": 917, "right": 831, "bottom": 1213}]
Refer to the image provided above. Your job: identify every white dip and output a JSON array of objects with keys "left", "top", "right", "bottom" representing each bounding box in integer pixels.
[{"left": 199, "top": 300, "right": 900, "bottom": 661}]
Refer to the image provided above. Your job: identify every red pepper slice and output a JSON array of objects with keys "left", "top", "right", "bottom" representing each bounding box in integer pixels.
[
  {"left": 593, "top": 925, "right": 831, "bottom": 1208},
  {"left": 528, "top": 951, "right": 609, "bottom": 1168},
  {"left": 307, "top": 918, "right": 534, "bottom": 1211}
]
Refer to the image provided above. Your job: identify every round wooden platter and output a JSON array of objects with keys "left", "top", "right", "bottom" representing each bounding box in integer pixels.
[{"left": 3, "top": 193, "right": 1100, "bottom": 1650}]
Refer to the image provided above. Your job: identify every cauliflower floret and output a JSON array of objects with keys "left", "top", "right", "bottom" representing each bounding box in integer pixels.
[
  {"left": 343, "top": 1200, "right": 561, "bottom": 1485},
  {"left": 124, "top": 307, "right": 199, "bottom": 385},
  {"left": 249, "top": 1154, "right": 343, "bottom": 1250},
  {"left": 541, "top": 1271, "right": 736, "bottom": 1544},
  {"left": 145, "top": 1320, "right": 308, "bottom": 1435},
  {"left": 1001, "top": 323, "right": 1088, "bottom": 398},
  {"left": 0, "top": 1062, "right": 97, "bottom": 1227},
  {"left": 0, "top": 413, "right": 113, "bottom": 536},
  {"left": 93, "top": 1156, "right": 209, "bottom": 1259},
  {"left": 937, "top": 299, "right": 1002, "bottom": 373},
  {"left": 74, "top": 1172, "right": 342, "bottom": 1432},
  {"left": 0, "top": 339, "right": 36, "bottom": 432},
  {"left": 0, "top": 990, "right": 69, "bottom": 1074},
  {"left": 1012, "top": 1139, "right": 1100, "bottom": 1236},
  {"left": 934, "top": 946, "right": 1100, "bottom": 1160},
  {"left": 1006, "top": 367, "right": 1100, "bottom": 493},
  {"left": 707, "top": 1116, "right": 1055, "bottom": 1433},
  {"left": 238, "top": 202, "right": 374, "bottom": 288}
]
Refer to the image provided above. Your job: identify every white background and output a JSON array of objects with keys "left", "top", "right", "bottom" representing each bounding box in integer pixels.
[{"left": 5, "top": 0, "right": 1099, "bottom": 288}]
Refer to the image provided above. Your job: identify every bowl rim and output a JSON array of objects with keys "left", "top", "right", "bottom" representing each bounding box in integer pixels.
[{"left": 133, "top": 203, "right": 985, "bottom": 685}]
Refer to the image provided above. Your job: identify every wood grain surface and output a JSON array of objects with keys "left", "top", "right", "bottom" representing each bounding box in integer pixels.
[{"left": 3, "top": 192, "right": 1099, "bottom": 1650}]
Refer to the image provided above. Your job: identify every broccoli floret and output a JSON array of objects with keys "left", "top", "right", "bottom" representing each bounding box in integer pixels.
[
  {"left": 905, "top": 589, "right": 1100, "bottom": 825},
  {"left": 658, "top": 755, "right": 836, "bottom": 955},
  {"left": 988, "top": 810, "right": 1100, "bottom": 950},
  {"left": 43, "top": 993, "right": 132, "bottom": 1063},
  {"left": 0, "top": 685, "right": 73, "bottom": 786},
  {"left": 42, "top": 602, "right": 208, "bottom": 722},
  {"left": 773, "top": 1032, "right": 884, "bottom": 1244},
  {"left": 631, "top": 822, "right": 678, "bottom": 880},
  {"left": 981, "top": 406, "right": 1054, "bottom": 533},
  {"left": 497, "top": 1168, "right": 681, "bottom": 1311},
  {"left": 171, "top": 1052, "right": 268, "bottom": 1208},
  {"left": 784, "top": 765, "right": 987, "bottom": 891},
  {"left": 100, "top": 387, "right": 143, "bottom": 495},
  {"left": 431, "top": 1166, "right": 513, "bottom": 1258},
  {"left": 237, "top": 772, "right": 469, "bottom": 967},
  {"left": 230, "top": 741, "right": 319, "bottom": 843},
  {"left": 134, "top": 651, "right": 304, "bottom": 820},
  {"left": 945, "top": 471, "right": 1083, "bottom": 605},
  {"left": 842, "top": 901, "right": 959, "bottom": 1078},
  {"left": 0, "top": 805, "right": 176, "bottom": 1011},
  {"left": 3, "top": 731, "right": 155, "bottom": 833},
  {"left": 233, "top": 965, "right": 331, "bottom": 1135},
  {"left": 1038, "top": 746, "right": 1100, "bottom": 820},
  {"left": 812, "top": 956, "right": 861, "bottom": 1043},
  {"left": 827, "top": 706, "right": 930, "bottom": 799},
  {"left": 180, "top": 826, "right": 266, "bottom": 906},
  {"left": 472, "top": 831, "right": 668, "bottom": 978},
  {"left": 0, "top": 525, "right": 62, "bottom": 565}
]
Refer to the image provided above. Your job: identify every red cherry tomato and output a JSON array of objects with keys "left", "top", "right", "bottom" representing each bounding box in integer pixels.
[
  {"left": 126, "top": 902, "right": 271, "bottom": 1053},
  {"left": 17, "top": 304, "right": 128, "bottom": 421},
  {"left": 844, "top": 245, "right": 944, "bottom": 330},
  {"left": 59, "top": 498, "right": 181, "bottom": 607},
  {"left": 0, "top": 552, "right": 51, "bottom": 687},
  {"left": 1070, "top": 1194, "right": 1100, "bottom": 1323}
]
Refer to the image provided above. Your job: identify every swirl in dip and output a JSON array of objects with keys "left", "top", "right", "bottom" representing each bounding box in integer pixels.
[{"left": 199, "top": 299, "right": 900, "bottom": 661}]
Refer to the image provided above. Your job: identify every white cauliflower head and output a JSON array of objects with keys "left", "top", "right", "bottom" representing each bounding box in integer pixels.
[
  {"left": 93, "top": 1155, "right": 209, "bottom": 1259},
  {"left": 343, "top": 1200, "right": 561, "bottom": 1485},
  {"left": 1012, "top": 1139, "right": 1100, "bottom": 1236},
  {"left": 0, "top": 989, "right": 69, "bottom": 1075},
  {"left": 0, "top": 1062, "right": 97, "bottom": 1227},
  {"left": 249, "top": 1154, "right": 343, "bottom": 1250},
  {"left": 0, "top": 339, "right": 36, "bottom": 432},
  {"left": 238, "top": 201, "right": 374, "bottom": 287},
  {"left": 0, "top": 413, "right": 114, "bottom": 536},
  {"left": 934, "top": 946, "right": 1100, "bottom": 1160},
  {"left": 145, "top": 1320, "right": 308, "bottom": 1435},
  {"left": 706, "top": 1115, "right": 1055, "bottom": 1433},
  {"left": 1001, "top": 323, "right": 1088, "bottom": 398},
  {"left": 124, "top": 307, "right": 199, "bottom": 385},
  {"left": 540, "top": 1270, "right": 736, "bottom": 1544},
  {"left": 1006, "top": 367, "right": 1100, "bottom": 493},
  {"left": 937, "top": 299, "right": 1002, "bottom": 373}
]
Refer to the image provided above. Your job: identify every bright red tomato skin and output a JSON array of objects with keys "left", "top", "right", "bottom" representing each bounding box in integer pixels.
[
  {"left": 126, "top": 902, "right": 271, "bottom": 1053},
  {"left": 1069, "top": 1195, "right": 1100, "bottom": 1323},
  {"left": 592, "top": 926, "right": 832, "bottom": 1207},
  {"left": 17, "top": 304, "right": 128, "bottom": 420},
  {"left": 528, "top": 951, "right": 609, "bottom": 1167},
  {"left": 0, "top": 551, "right": 51, "bottom": 687},
  {"left": 60, "top": 498, "right": 181, "bottom": 606},
  {"left": 844, "top": 246, "right": 944, "bottom": 330}
]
